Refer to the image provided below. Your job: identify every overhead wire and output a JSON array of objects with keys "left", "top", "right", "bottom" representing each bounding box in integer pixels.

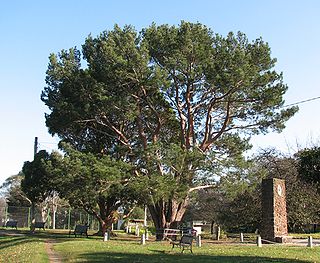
[{"left": 282, "top": 96, "right": 320, "bottom": 108}]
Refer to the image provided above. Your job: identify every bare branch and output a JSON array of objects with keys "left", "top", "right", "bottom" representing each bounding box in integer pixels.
[{"left": 188, "top": 184, "right": 216, "bottom": 193}]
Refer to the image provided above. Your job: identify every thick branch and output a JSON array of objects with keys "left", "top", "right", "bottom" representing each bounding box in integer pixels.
[
  {"left": 200, "top": 99, "right": 231, "bottom": 151},
  {"left": 75, "top": 118, "right": 131, "bottom": 149},
  {"left": 188, "top": 184, "right": 216, "bottom": 193},
  {"left": 172, "top": 74, "right": 187, "bottom": 147},
  {"left": 185, "top": 81, "right": 194, "bottom": 148}
]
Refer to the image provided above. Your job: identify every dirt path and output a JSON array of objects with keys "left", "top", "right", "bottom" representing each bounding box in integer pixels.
[{"left": 45, "top": 239, "right": 63, "bottom": 263}]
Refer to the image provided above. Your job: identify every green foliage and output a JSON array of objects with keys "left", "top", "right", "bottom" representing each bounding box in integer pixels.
[
  {"left": 41, "top": 22, "right": 297, "bottom": 230},
  {"left": 187, "top": 149, "right": 320, "bottom": 233},
  {"left": 42, "top": 21, "right": 297, "bottom": 171},
  {"left": 255, "top": 149, "right": 320, "bottom": 231},
  {"left": 128, "top": 206, "right": 145, "bottom": 219},
  {"left": 218, "top": 189, "right": 261, "bottom": 232},
  {"left": 49, "top": 143, "right": 133, "bottom": 214},
  {"left": 21, "top": 150, "right": 55, "bottom": 204},
  {"left": 132, "top": 143, "right": 205, "bottom": 204},
  {"left": 143, "top": 22, "right": 298, "bottom": 146},
  {"left": 0, "top": 172, "right": 31, "bottom": 206},
  {"left": 297, "top": 147, "right": 320, "bottom": 188}
]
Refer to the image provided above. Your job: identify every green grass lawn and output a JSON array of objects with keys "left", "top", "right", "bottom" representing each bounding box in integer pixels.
[
  {"left": 0, "top": 235, "right": 48, "bottom": 263},
  {"left": 1, "top": 229, "right": 320, "bottom": 263},
  {"left": 54, "top": 239, "right": 320, "bottom": 263}
]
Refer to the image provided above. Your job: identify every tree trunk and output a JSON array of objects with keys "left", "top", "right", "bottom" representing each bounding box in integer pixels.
[
  {"left": 148, "top": 197, "right": 189, "bottom": 240},
  {"left": 53, "top": 210, "right": 56, "bottom": 230},
  {"left": 30, "top": 202, "right": 36, "bottom": 232},
  {"left": 97, "top": 212, "right": 115, "bottom": 236},
  {"left": 41, "top": 203, "right": 48, "bottom": 222},
  {"left": 92, "top": 202, "right": 118, "bottom": 236},
  {"left": 210, "top": 221, "right": 214, "bottom": 234}
]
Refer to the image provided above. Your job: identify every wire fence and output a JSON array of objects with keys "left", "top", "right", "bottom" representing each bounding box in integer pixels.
[{"left": 0, "top": 205, "right": 101, "bottom": 231}]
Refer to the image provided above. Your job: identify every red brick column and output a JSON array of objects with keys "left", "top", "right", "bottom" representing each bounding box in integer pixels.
[{"left": 260, "top": 178, "right": 291, "bottom": 243}]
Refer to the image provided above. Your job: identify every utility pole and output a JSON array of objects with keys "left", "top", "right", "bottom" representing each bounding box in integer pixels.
[
  {"left": 30, "top": 136, "right": 38, "bottom": 231},
  {"left": 34, "top": 137, "right": 38, "bottom": 158}
]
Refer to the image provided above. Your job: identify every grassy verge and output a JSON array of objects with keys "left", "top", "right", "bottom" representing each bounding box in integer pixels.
[
  {"left": 54, "top": 238, "right": 320, "bottom": 263},
  {"left": 290, "top": 233, "right": 320, "bottom": 239},
  {"left": 1, "top": 229, "right": 320, "bottom": 263},
  {"left": 0, "top": 235, "right": 48, "bottom": 263}
]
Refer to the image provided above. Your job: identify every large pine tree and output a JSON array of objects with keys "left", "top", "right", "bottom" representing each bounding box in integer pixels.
[{"left": 41, "top": 22, "right": 297, "bottom": 239}]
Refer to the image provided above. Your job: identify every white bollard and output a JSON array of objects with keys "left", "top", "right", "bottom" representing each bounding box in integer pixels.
[
  {"left": 104, "top": 231, "right": 110, "bottom": 241},
  {"left": 307, "top": 236, "right": 313, "bottom": 248},
  {"left": 256, "top": 236, "right": 262, "bottom": 247},
  {"left": 240, "top": 232, "right": 244, "bottom": 243},
  {"left": 126, "top": 226, "right": 129, "bottom": 233},
  {"left": 216, "top": 226, "right": 220, "bottom": 241},
  {"left": 141, "top": 233, "right": 146, "bottom": 245},
  {"left": 196, "top": 235, "right": 202, "bottom": 247}
]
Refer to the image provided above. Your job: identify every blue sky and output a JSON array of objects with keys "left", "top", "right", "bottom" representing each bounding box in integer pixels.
[{"left": 1, "top": 0, "right": 320, "bottom": 185}]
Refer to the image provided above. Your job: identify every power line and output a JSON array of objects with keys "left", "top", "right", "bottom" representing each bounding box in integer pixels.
[
  {"left": 282, "top": 96, "right": 320, "bottom": 108},
  {"left": 38, "top": 141, "right": 58, "bottom": 145}
]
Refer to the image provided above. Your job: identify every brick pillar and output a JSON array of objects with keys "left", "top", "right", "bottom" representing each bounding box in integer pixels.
[{"left": 260, "top": 178, "right": 291, "bottom": 243}]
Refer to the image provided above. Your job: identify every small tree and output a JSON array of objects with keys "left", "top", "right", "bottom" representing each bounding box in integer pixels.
[
  {"left": 21, "top": 150, "right": 56, "bottom": 225},
  {"left": 49, "top": 144, "right": 134, "bottom": 235}
]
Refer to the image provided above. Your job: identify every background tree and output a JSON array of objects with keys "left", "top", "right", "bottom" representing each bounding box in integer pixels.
[
  {"left": 21, "top": 150, "right": 56, "bottom": 224},
  {"left": 183, "top": 188, "right": 223, "bottom": 234},
  {"left": 185, "top": 149, "right": 320, "bottom": 233},
  {"left": 48, "top": 143, "right": 134, "bottom": 235},
  {"left": 184, "top": 156, "right": 263, "bottom": 233},
  {"left": 297, "top": 147, "right": 320, "bottom": 189},
  {"left": 0, "top": 173, "right": 31, "bottom": 207},
  {"left": 41, "top": 22, "right": 297, "bottom": 239}
]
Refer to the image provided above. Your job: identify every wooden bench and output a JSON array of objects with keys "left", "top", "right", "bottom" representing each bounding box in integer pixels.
[
  {"left": 4, "top": 220, "right": 18, "bottom": 229},
  {"left": 171, "top": 235, "right": 194, "bottom": 253},
  {"left": 34, "top": 221, "right": 46, "bottom": 230},
  {"left": 69, "top": 224, "right": 89, "bottom": 238}
]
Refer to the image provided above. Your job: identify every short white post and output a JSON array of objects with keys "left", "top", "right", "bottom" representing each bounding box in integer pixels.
[
  {"left": 126, "top": 226, "right": 129, "bottom": 233},
  {"left": 141, "top": 233, "right": 146, "bottom": 245},
  {"left": 196, "top": 235, "right": 202, "bottom": 247},
  {"left": 145, "top": 228, "right": 149, "bottom": 240},
  {"left": 135, "top": 226, "right": 140, "bottom": 236},
  {"left": 240, "top": 232, "right": 244, "bottom": 242},
  {"left": 257, "top": 236, "right": 262, "bottom": 247},
  {"left": 307, "top": 236, "right": 313, "bottom": 248},
  {"left": 104, "top": 231, "right": 110, "bottom": 241}
]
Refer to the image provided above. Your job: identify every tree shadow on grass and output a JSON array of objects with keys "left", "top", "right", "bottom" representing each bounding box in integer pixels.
[
  {"left": 76, "top": 251, "right": 312, "bottom": 263},
  {"left": 0, "top": 229, "right": 76, "bottom": 250},
  {"left": 0, "top": 236, "right": 44, "bottom": 250},
  {"left": 0, "top": 228, "right": 92, "bottom": 240}
]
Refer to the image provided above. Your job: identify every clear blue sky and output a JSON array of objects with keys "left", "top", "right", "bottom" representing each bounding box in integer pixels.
[{"left": 1, "top": 0, "right": 319, "bottom": 185}]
